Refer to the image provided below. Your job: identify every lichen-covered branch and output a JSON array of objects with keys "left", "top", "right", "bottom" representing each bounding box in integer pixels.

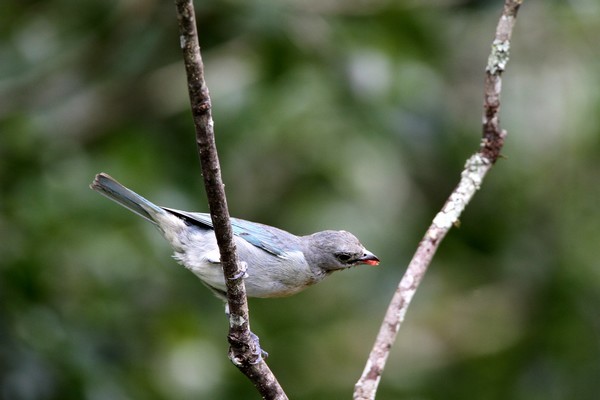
[
  {"left": 353, "top": 1, "right": 524, "bottom": 399},
  {"left": 173, "top": 1, "right": 287, "bottom": 398}
]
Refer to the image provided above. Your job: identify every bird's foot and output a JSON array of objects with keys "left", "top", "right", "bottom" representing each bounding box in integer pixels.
[
  {"left": 228, "top": 330, "right": 269, "bottom": 366},
  {"left": 248, "top": 330, "right": 269, "bottom": 364},
  {"left": 228, "top": 261, "right": 249, "bottom": 280}
]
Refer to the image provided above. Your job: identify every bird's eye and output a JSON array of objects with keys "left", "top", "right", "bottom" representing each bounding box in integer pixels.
[{"left": 335, "top": 253, "right": 353, "bottom": 263}]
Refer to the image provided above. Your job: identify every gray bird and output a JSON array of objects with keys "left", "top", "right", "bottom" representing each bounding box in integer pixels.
[{"left": 90, "top": 173, "right": 380, "bottom": 300}]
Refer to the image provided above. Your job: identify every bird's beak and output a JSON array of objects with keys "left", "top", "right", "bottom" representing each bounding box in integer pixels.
[{"left": 358, "top": 250, "right": 380, "bottom": 266}]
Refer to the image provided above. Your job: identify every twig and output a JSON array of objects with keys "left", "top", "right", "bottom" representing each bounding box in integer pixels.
[
  {"left": 173, "top": 1, "right": 288, "bottom": 398},
  {"left": 353, "top": 1, "right": 524, "bottom": 399}
]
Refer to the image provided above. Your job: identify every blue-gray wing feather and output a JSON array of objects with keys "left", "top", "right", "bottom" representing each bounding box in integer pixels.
[{"left": 163, "top": 208, "right": 296, "bottom": 258}]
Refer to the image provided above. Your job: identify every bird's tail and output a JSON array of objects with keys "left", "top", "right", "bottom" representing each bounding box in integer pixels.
[{"left": 90, "top": 173, "right": 166, "bottom": 225}]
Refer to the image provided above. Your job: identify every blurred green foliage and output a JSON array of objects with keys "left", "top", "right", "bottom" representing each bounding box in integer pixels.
[{"left": 1, "top": 0, "right": 599, "bottom": 399}]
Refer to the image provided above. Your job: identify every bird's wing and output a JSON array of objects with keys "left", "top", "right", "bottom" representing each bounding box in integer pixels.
[
  {"left": 229, "top": 217, "right": 293, "bottom": 258},
  {"left": 163, "top": 208, "right": 290, "bottom": 258}
]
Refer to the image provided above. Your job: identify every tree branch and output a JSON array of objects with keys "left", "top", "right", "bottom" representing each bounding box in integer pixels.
[
  {"left": 353, "top": 1, "right": 524, "bottom": 399},
  {"left": 173, "top": 1, "right": 287, "bottom": 398}
]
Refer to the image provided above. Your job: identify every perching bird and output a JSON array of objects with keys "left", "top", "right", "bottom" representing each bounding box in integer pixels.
[{"left": 90, "top": 173, "right": 379, "bottom": 300}]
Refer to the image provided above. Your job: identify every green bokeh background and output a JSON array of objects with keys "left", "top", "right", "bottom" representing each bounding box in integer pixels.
[{"left": 1, "top": 1, "right": 599, "bottom": 399}]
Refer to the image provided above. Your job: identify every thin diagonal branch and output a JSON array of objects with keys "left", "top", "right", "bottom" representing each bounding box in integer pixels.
[
  {"left": 353, "top": 1, "right": 524, "bottom": 399},
  {"left": 173, "top": 1, "right": 287, "bottom": 398}
]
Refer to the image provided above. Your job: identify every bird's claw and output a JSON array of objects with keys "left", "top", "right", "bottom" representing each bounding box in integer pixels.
[
  {"left": 228, "top": 330, "right": 269, "bottom": 366},
  {"left": 249, "top": 330, "right": 268, "bottom": 364},
  {"left": 228, "top": 261, "right": 249, "bottom": 280}
]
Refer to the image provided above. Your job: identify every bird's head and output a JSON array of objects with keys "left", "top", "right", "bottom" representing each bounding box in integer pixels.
[{"left": 305, "top": 230, "right": 380, "bottom": 272}]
